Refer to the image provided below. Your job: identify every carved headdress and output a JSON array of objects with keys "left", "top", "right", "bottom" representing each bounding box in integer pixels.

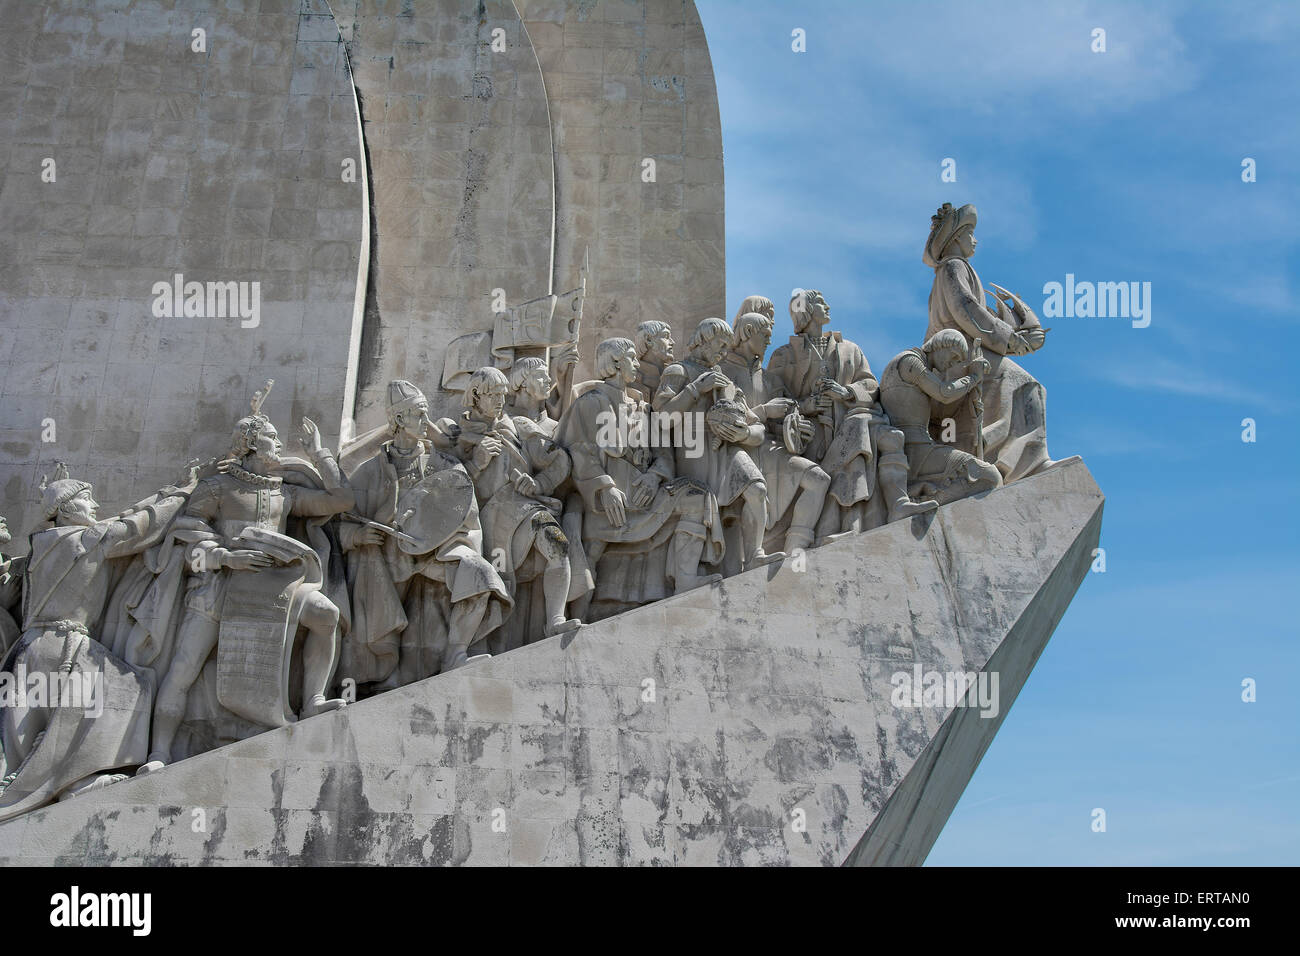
[
  {"left": 39, "top": 461, "right": 92, "bottom": 521},
  {"left": 924, "top": 202, "right": 977, "bottom": 268},
  {"left": 230, "top": 379, "right": 275, "bottom": 457}
]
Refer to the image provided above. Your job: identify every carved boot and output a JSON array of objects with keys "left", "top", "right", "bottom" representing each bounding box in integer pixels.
[
  {"left": 784, "top": 525, "right": 815, "bottom": 553},
  {"left": 879, "top": 458, "right": 938, "bottom": 522},
  {"left": 301, "top": 695, "right": 348, "bottom": 718},
  {"left": 670, "top": 521, "right": 723, "bottom": 593},
  {"left": 543, "top": 562, "right": 582, "bottom": 636}
]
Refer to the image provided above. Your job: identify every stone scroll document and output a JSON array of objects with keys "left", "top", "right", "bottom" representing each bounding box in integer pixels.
[{"left": 216, "top": 529, "right": 323, "bottom": 729}]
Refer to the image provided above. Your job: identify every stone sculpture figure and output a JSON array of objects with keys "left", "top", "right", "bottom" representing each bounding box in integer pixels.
[
  {"left": 767, "top": 290, "right": 937, "bottom": 537},
  {"left": 720, "top": 309, "right": 830, "bottom": 553},
  {"left": 633, "top": 320, "right": 675, "bottom": 399},
  {"left": 923, "top": 203, "right": 1075, "bottom": 481},
  {"left": 655, "top": 318, "right": 782, "bottom": 573},
  {"left": 0, "top": 464, "right": 192, "bottom": 820},
  {"left": 509, "top": 358, "right": 594, "bottom": 626},
  {"left": 878, "top": 329, "right": 1003, "bottom": 506},
  {"left": 558, "top": 337, "right": 723, "bottom": 616},
  {"left": 0, "top": 515, "right": 22, "bottom": 656},
  {"left": 142, "top": 385, "right": 353, "bottom": 771},
  {"left": 340, "top": 381, "right": 511, "bottom": 690},
  {"left": 457, "top": 368, "right": 582, "bottom": 646}
]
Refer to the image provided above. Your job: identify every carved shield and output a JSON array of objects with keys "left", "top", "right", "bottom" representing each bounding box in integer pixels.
[
  {"left": 394, "top": 467, "right": 475, "bottom": 555},
  {"left": 783, "top": 410, "right": 811, "bottom": 455}
]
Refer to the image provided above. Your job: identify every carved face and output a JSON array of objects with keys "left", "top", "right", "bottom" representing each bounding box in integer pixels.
[
  {"left": 953, "top": 228, "right": 976, "bottom": 258},
  {"left": 0, "top": 515, "right": 9, "bottom": 546},
  {"left": 474, "top": 382, "right": 508, "bottom": 419},
  {"left": 807, "top": 293, "right": 829, "bottom": 327},
  {"left": 252, "top": 422, "right": 283, "bottom": 464},
  {"left": 521, "top": 365, "right": 552, "bottom": 401},
  {"left": 694, "top": 333, "right": 729, "bottom": 367},
  {"left": 750, "top": 321, "right": 772, "bottom": 354},
  {"left": 613, "top": 344, "right": 640, "bottom": 385},
  {"left": 396, "top": 399, "right": 431, "bottom": 439},
  {"left": 648, "top": 328, "right": 674, "bottom": 362},
  {"left": 60, "top": 489, "right": 98, "bottom": 527}
]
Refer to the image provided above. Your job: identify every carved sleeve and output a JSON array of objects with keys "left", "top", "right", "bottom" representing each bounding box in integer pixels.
[
  {"left": 288, "top": 455, "right": 355, "bottom": 517},
  {"left": 525, "top": 434, "right": 570, "bottom": 496},
  {"left": 653, "top": 363, "right": 696, "bottom": 415},
  {"left": 938, "top": 259, "right": 1016, "bottom": 354},
  {"left": 103, "top": 487, "right": 193, "bottom": 558},
  {"left": 842, "top": 343, "right": 880, "bottom": 406},
  {"left": 558, "top": 395, "right": 616, "bottom": 512},
  {"left": 898, "top": 351, "right": 974, "bottom": 405}
]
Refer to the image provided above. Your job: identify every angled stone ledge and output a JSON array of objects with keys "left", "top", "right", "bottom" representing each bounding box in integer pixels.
[{"left": 0, "top": 461, "right": 1102, "bottom": 865}]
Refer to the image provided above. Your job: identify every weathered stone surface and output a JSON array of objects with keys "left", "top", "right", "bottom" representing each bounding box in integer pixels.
[
  {"left": 514, "top": 0, "right": 726, "bottom": 380},
  {"left": 0, "top": 461, "right": 1102, "bottom": 865},
  {"left": 332, "top": 0, "right": 557, "bottom": 429},
  {"left": 0, "top": 0, "right": 366, "bottom": 535}
]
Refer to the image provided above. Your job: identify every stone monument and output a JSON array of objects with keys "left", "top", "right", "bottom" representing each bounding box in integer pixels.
[{"left": 0, "top": 1, "right": 1099, "bottom": 866}]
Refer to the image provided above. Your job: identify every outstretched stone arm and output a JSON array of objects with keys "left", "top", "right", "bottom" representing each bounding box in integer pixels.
[
  {"left": 289, "top": 446, "right": 355, "bottom": 517},
  {"left": 938, "top": 259, "right": 1018, "bottom": 354},
  {"left": 102, "top": 483, "right": 193, "bottom": 559}
]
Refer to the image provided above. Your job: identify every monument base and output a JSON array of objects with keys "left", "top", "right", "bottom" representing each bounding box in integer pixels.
[{"left": 0, "top": 463, "right": 1102, "bottom": 866}]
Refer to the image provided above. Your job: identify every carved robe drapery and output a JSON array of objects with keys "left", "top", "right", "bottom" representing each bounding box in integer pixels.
[
  {"left": 340, "top": 444, "right": 511, "bottom": 687},
  {"left": 926, "top": 257, "right": 1051, "bottom": 481},
  {"left": 0, "top": 487, "right": 190, "bottom": 821}
]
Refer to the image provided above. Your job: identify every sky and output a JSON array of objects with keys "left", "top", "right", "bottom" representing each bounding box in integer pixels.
[{"left": 695, "top": 0, "right": 1300, "bottom": 865}]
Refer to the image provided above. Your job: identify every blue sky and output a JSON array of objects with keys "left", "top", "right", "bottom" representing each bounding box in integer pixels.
[{"left": 696, "top": 0, "right": 1300, "bottom": 864}]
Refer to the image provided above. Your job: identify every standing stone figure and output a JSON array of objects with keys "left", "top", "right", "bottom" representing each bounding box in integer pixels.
[
  {"left": 655, "top": 318, "right": 781, "bottom": 573},
  {"left": 878, "top": 329, "right": 1003, "bottom": 506},
  {"left": 143, "top": 388, "right": 353, "bottom": 772},
  {"left": 721, "top": 309, "right": 830, "bottom": 553},
  {"left": 923, "top": 202, "right": 1074, "bottom": 481},
  {"left": 633, "top": 320, "right": 675, "bottom": 400},
  {"left": 457, "top": 367, "right": 582, "bottom": 646},
  {"left": 509, "top": 358, "right": 594, "bottom": 624},
  {"left": 558, "top": 337, "right": 722, "bottom": 615},
  {"left": 0, "top": 464, "right": 192, "bottom": 820},
  {"left": 767, "top": 290, "right": 936, "bottom": 537},
  {"left": 340, "top": 381, "right": 511, "bottom": 690},
  {"left": 0, "top": 515, "right": 22, "bottom": 656}
]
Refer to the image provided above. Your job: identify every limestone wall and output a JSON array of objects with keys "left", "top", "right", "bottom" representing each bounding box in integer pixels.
[{"left": 0, "top": 0, "right": 367, "bottom": 535}]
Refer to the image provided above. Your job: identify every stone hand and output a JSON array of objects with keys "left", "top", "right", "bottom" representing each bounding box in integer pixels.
[
  {"left": 224, "top": 549, "right": 275, "bottom": 570},
  {"left": 764, "top": 398, "right": 797, "bottom": 419},
  {"left": 176, "top": 458, "right": 202, "bottom": 486},
  {"left": 694, "top": 369, "right": 730, "bottom": 393},
  {"left": 472, "top": 436, "right": 503, "bottom": 470},
  {"left": 300, "top": 417, "right": 323, "bottom": 453},
  {"left": 717, "top": 421, "right": 749, "bottom": 443},
  {"left": 968, "top": 357, "right": 990, "bottom": 381},
  {"left": 601, "top": 486, "right": 628, "bottom": 527},
  {"left": 630, "top": 472, "right": 658, "bottom": 508},
  {"left": 358, "top": 525, "right": 386, "bottom": 546},
  {"left": 821, "top": 380, "right": 852, "bottom": 402},
  {"left": 513, "top": 470, "right": 540, "bottom": 496}
]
